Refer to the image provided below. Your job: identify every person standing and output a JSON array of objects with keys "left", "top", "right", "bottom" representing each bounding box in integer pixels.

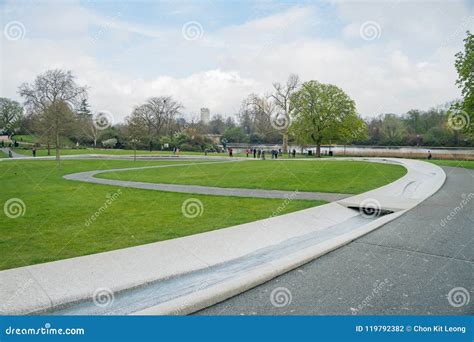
[
  {"left": 32, "top": 147, "right": 36, "bottom": 157},
  {"left": 292, "top": 149, "right": 296, "bottom": 158},
  {"left": 253, "top": 148, "right": 257, "bottom": 158},
  {"left": 428, "top": 151, "right": 432, "bottom": 160}
]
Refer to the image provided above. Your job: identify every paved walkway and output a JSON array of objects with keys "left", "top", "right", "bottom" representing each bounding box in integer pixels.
[
  {"left": 0, "top": 147, "right": 26, "bottom": 158},
  {"left": 197, "top": 166, "right": 474, "bottom": 315},
  {"left": 64, "top": 161, "right": 352, "bottom": 201}
]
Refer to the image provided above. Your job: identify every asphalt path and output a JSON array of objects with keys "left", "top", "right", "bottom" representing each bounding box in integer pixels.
[{"left": 197, "top": 166, "right": 474, "bottom": 315}]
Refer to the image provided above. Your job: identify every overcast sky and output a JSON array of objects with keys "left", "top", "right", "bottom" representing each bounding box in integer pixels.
[{"left": 1, "top": 0, "right": 473, "bottom": 123}]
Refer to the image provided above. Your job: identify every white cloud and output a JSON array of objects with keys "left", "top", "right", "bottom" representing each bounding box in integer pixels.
[{"left": 0, "top": 1, "right": 471, "bottom": 123}]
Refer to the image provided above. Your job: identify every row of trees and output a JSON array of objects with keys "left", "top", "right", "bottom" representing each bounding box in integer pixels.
[{"left": 1, "top": 31, "right": 473, "bottom": 160}]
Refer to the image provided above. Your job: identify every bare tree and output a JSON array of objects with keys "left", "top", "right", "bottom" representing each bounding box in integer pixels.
[
  {"left": 240, "top": 94, "right": 275, "bottom": 136},
  {"left": 0, "top": 98, "right": 23, "bottom": 136},
  {"left": 127, "top": 96, "right": 182, "bottom": 150},
  {"left": 18, "top": 69, "right": 87, "bottom": 161},
  {"left": 271, "top": 74, "right": 300, "bottom": 153}
]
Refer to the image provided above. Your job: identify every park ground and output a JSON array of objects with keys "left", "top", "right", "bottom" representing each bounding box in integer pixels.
[{"left": 0, "top": 158, "right": 406, "bottom": 270}]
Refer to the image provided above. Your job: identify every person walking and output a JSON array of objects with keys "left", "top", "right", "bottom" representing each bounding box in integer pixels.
[
  {"left": 8, "top": 149, "right": 13, "bottom": 158},
  {"left": 253, "top": 148, "right": 257, "bottom": 158},
  {"left": 32, "top": 147, "right": 36, "bottom": 157},
  {"left": 292, "top": 149, "right": 296, "bottom": 158},
  {"left": 428, "top": 151, "right": 432, "bottom": 160}
]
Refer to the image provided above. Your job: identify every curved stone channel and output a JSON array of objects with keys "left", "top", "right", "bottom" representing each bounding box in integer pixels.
[{"left": 63, "top": 160, "right": 352, "bottom": 202}]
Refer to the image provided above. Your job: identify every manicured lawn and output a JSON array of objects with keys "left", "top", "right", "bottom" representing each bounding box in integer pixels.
[
  {"left": 430, "top": 159, "right": 474, "bottom": 169},
  {"left": 12, "top": 147, "right": 232, "bottom": 157},
  {"left": 98, "top": 160, "right": 407, "bottom": 194},
  {"left": 0, "top": 159, "right": 323, "bottom": 270},
  {"left": 0, "top": 150, "right": 8, "bottom": 158}
]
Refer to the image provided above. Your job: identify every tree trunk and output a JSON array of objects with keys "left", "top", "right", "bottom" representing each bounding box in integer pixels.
[
  {"left": 316, "top": 143, "right": 321, "bottom": 158},
  {"left": 47, "top": 143, "right": 51, "bottom": 156},
  {"left": 282, "top": 132, "right": 289, "bottom": 153},
  {"left": 55, "top": 131, "right": 61, "bottom": 166}
]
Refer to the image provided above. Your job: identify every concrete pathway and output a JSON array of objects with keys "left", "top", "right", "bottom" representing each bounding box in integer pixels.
[
  {"left": 197, "top": 166, "right": 474, "bottom": 315},
  {"left": 63, "top": 161, "right": 351, "bottom": 201},
  {"left": 0, "top": 147, "right": 26, "bottom": 158}
]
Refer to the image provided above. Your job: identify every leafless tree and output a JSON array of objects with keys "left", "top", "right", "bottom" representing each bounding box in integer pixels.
[
  {"left": 271, "top": 74, "right": 300, "bottom": 153},
  {"left": 240, "top": 94, "right": 275, "bottom": 135},
  {"left": 127, "top": 96, "right": 182, "bottom": 150},
  {"left": 18, "top": 69, "right": 87, "bottom": 161}
]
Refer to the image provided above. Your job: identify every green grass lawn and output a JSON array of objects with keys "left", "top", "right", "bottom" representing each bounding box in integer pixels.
[
  {"left": 98, "top": 160, "right": 407, "bottom": 194},
  {"left": 0, "top": 159, "right": 323, "bottom": 270},
  {"left": 12, "top": 147, "right": 235, "bottom": 157},
  {"left": 430, "top": 159, "right": 474, "bottom": 169},
  {"left": 0, "top": 150, "right": 8, "bottom": 158}
]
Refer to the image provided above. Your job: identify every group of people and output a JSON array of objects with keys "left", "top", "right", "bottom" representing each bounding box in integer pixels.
[{"left": 241, "top": 148, "right": 298, "bottom": 159}]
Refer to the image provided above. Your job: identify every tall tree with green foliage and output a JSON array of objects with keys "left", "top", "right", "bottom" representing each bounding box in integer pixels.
[
  {"left": 453, "top": 31, "right": 474, "bottom": 136},
  {"left": 290, "top": 81, "right": 366, "bottom": 157}
]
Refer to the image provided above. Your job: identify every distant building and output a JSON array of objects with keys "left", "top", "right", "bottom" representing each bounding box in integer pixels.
[{"left": 200, "top": 108, "right": 210, "bottom": 124}]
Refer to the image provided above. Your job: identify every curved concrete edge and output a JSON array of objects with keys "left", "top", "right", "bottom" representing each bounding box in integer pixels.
[
  {"left": 133, "top": 210, "right": 406, "bottom": 315},
  {"left": 0, "top": 158, "right": 446, "bottom": 315}
]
